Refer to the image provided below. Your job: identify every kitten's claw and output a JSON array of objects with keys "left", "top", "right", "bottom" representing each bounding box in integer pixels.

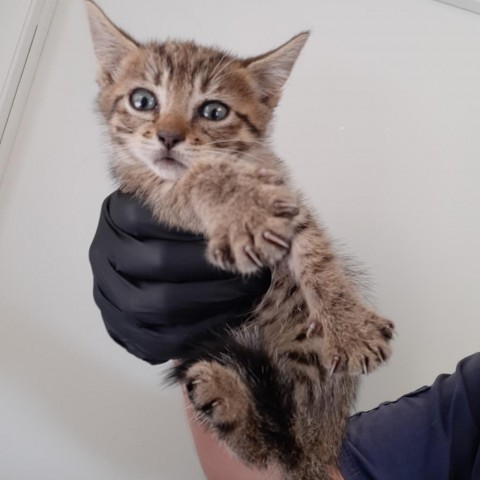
[
  {"left": 263, "top": 230, "right": 290, "bottom": 249},
  {"left": 200, "top": 400, "right": 220, "bottom": 416},
  {"left": 329, "top": 356, "right": 341, "bottom": 376},
  {"left": 306, "top": 322, "right": 316, "bottom": 338},
  {"left": 376, "top": 347, "right": 387, "bottom": 363},
  {"left": 244, "top": 245, "right": 264, "bottom": 268},
  {"left": 361, "top": 358, "right": 368, "bottom": 375},
  {"left": 306, "top": 319, "right": 322, "bottom": 338}
]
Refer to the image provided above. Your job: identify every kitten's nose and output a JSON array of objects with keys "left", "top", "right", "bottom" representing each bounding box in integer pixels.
[{"left": 158, "top": 130, "right": 185, "bottom": 150}]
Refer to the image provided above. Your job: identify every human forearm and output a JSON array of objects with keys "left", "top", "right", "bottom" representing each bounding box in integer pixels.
[{"left": 182, "top": 389, "right": 282, "bottom": 480}]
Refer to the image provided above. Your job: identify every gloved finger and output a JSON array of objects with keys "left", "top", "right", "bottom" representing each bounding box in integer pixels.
[
  {"left": 109, "top": 190, "right": 203, "bottom": 241},
  {"left": 96, "top": 291, "right": 249, "bottom": 365},
  {"left": 94, "top": 193, "right": 234, "bottom": 282},
  {"left": 90, "top": 244, "right": 270, "bottom": 323}
]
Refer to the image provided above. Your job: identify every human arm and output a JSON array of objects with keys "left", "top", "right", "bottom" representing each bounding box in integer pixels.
[{"left": 338, "top": 353, "right": 480, "bottom": 480}]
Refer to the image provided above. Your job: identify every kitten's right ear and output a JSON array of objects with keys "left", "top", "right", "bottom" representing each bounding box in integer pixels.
[{"left": 85, "top": 1, "right": 139, "bottom": 86}]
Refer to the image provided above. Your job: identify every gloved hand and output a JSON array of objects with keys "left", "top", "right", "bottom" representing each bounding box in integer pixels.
[{"left": 89, "top": 191, "right": 271, "bottom": 364}]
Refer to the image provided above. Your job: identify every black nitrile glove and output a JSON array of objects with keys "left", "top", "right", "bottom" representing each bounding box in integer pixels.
[{"left": 89, "top": 191, "right": 271, "bottom": 364}]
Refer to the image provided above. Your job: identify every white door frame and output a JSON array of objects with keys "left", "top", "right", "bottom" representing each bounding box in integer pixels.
[
  {"left": 436, "top": 0, "right": 480, "bottom": 14},
  {"left": 0, "top": 0, "right": 58, "bottom": 184}
]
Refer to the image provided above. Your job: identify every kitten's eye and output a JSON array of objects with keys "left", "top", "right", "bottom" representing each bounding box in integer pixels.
[
  {"left": 199, "top": 101, "right": 229, "bottom": 121},
  {"left": 130, "top": 88, "right": 157, "bottom": 111}
]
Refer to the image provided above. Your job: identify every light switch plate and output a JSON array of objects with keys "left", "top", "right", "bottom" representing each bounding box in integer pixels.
[{"left": 436, "top": 0, "right": 480, "bottom": 14}]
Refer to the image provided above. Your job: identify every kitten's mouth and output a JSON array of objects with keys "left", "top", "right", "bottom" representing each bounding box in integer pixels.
[
  {"left": 154, "top": 153, "right": 186, "bottom": 168},
  {"left": 151, "top": 152, "right": 188, "bottom": 180},
  {"left": 160, "top": 156, "right": 177, "bottom": 165}
]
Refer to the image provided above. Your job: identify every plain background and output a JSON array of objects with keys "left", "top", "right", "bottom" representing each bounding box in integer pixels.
[
  {"left": 0, "top": 0, "right": 31, "bottom": 86},
  {"left": 1, "top": 0, "right": 479, "bottom": 478}
]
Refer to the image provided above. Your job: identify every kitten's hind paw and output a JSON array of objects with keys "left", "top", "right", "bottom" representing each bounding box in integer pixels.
[{"left": 184, "top": 361, "right": 250, "bottom": 430}]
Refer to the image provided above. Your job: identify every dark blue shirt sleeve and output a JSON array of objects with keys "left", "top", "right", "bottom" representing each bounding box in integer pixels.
[{"left": 339, "top": 353, "right": 480, "bottom": 480}]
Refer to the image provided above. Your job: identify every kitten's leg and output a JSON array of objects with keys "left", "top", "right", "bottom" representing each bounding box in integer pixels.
[
  {"left": 171, "top": 330, "right": 311, "bottom": 475},
  {"left": 180, "top": 360, "right": 273, "bottom": 468},
  {"left": 182, "top": 161, "right": 301, "bottom": 275},
  {"left": 290, "top": 221, "right": 395, "bottom": 375},
  {"left": 185, "top": 355, "right": 342, "bottom": 479}
]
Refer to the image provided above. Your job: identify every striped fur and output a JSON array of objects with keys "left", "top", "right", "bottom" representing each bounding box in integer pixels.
[{"left": 86, "top": 2, "right": 395, "bottom": 479}]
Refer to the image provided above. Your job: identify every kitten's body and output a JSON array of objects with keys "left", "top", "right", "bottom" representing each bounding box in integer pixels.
[{"left": 86, "top": 3, "right": 394, "bottom": 479}]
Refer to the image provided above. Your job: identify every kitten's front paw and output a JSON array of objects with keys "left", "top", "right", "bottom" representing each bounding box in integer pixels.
[
  {"left": 185, "top": 361, "right": 249, "bottom": 429},
  {"left": 206, "top": 179, "right": 300, "bottom": 274},
  {"left": 307, "top": 312, "right": 395, "bottom": 376}
]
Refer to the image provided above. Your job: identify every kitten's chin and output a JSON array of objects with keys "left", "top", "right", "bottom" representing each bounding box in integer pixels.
[{"left": 148, "top": 157, "right": 188, "bottom": 181}]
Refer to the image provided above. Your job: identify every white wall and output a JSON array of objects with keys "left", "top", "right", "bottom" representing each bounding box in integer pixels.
[{"left": 1, "top": 0, "right": 479, "bottom": 479}]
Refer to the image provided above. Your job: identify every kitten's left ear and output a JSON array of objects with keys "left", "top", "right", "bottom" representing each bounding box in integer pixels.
[
  {"left": 85, "top": 0, "right": 139, "bottom": 86},
  {"left": 244, "top": 31, "right": 309, "bottom": 108}
]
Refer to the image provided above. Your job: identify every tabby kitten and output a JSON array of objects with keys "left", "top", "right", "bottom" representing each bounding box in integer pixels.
[{"left": 86, "top": 2, "right": 395, "bottom": 479}]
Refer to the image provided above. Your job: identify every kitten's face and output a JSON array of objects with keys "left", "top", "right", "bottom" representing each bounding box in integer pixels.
[
  {"left": 86, "top": 1, "right": 308, "bottom": 181},
  {"left": 97, "top": 44, "right": 269, "bottom": 181}
]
